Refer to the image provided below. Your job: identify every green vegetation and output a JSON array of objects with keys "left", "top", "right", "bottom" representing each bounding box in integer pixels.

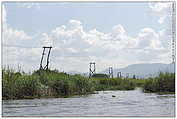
[
  {"left": 2, "top": 67, "right": 175, "bottom": 100},
  {"left": 143, "top": 72, "right": 175, "bottom": 94},
  {"left": 2, "top": 68, "right": 41, "bottom": 99},
  {"left": 2, "top": 68, "right": 95, "bottom": 99},
  {"left": 92, "top": 73, "right": 109, "bottom": 78},
  {"left": 91, "top": 77, "right": 136, "bottom": 91},
  {"left": 2, "top": 68, "right": 138, "bottom": 100}
]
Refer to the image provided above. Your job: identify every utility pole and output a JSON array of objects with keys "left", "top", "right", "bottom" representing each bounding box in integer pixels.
[
  {"left": 89, "top": 62, "right": 96, "bottom": 78},
  {"left": 39, "top": 46, "right": 52, "bottom": 70},
  {"left": 133, "top": 74, "right": 136, "bottom": 79},
  {"left": 109, "top": 67, "right": 113, "bottom": 78},
  {"left": 126, "top": 73, "right": 129, "bottom": 78},
  {"left": 117, "top": 72, "right": 122, "bottom": 78}
]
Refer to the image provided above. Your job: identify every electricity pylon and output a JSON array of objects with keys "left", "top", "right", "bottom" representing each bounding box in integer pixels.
[
  {"left": 89, "top": 62, "right": 96, "bottom": 78},
  {"left": 109, "top": 67, "right": 113, "bottom": 78},
  {"left": 117, "top": 72, "right": 122, "bottom": 78},
  {"left": 39, "top": 46, "right": 52, "bottom": 70}
]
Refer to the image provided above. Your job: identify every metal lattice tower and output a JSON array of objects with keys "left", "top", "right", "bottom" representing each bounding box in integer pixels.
[
  {"left": 126, "top": 73, "right": 129, "bottom": 78},
  {"left": 89, "top": 62, "right": 96, "bottom": 78},
  {"left": 172, "top": 2, "right": 176, "bottom": 64},
  {"left": 117, "top": 72, "right": 122, "bottom": 78},
  {"left": 40, "top": 46, "right": 52, "bottom": 70},
  {"left": 109, "top": 67, "right": 113, "bottom": 78}
]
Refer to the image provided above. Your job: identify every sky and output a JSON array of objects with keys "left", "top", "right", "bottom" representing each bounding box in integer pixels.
[{"left": 2, "top": 2, "right": 175, "bottom": 73}]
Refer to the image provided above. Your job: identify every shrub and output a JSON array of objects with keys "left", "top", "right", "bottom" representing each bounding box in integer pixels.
[
  {"left": 143, "top": 72, "right": 175, "bottom": 93},
  {"left": 2, "top": 68, "right": 40, "bottom": 99}
]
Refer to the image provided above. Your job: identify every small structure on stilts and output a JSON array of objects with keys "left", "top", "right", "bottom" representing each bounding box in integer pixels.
[
  {"left": 117, "top": 72, "right": 122, "bottom": 78},
  {"left": 39, "top": 46, "right": 52, "bottom": 70},
  {"left": 126, "top": 73, "right": 129, "bottom": 78},
  {"left": 109, "top": 67, "right": 113, "bottom": 78},
  {"left": 89, "top": 62, "right": 96, "bottom": 78}
]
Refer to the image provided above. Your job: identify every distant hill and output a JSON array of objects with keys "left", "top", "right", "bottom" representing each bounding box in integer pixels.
[
  {"left": 100, "top": 63, "right": 175, "bottom": 78},
  {"left": 67, "top": 71, "right": 81, "bottom": 75},
  {"left": 67, "top": 71, "right": 88, "bottom": 77}
]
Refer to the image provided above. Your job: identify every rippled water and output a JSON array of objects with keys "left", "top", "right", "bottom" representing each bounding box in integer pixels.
[{"left": 2, "top": 88, "right": 175, "bottom": 117}]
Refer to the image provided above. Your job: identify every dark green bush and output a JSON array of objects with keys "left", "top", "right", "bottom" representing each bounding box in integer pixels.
[
  {"left": 5, "top": 67, "right": 168, "bottom": 100},
  {"left": 92, "top": 73, "right": 109, "bottom": 78},
  {"left": 92, "top": 77, "right": 136, "bottom": 91},
  {"left": 2, "top": 68, "right": 40, "bottom": 99},
  {"left": 143, "top": 72, "right": 175, "bottom": 93}
]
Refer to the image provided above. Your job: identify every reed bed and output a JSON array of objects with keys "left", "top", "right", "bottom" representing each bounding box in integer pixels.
[
  {"left": 143, "top": 72, "right": 175, "bottom": 93},
  {"left": 2, "top": 68, "right": 174, "bottom": 100}
]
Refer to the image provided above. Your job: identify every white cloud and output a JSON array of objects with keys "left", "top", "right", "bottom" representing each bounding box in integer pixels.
[
  {"left": 149, "top": 2, "right": 172, "bottom": 24},
  {"left": 158, "top": 16, "right": 166, "bottom": 24},
  {"left": 3, "top": 27, "right": 31, "bottom": 46},
  {"left": 136, "top": 28, "right": 162, "bottom": 49},
  {"left": 2, "top": 5, "right": 41, "bottom": 71},
  {"left": 149, "top": 2, "right": 171, "bottom": 12},
  {"left": 34, "top": 19, "right": 170, "bottom": 72},
  {"left": 68, "top": 20, "right": 82, "bottom": 29},
  {"left": 20, "top": 3, "right": 40, "bottom": 9},
  {"left": 40, "top": 33, "right": 53, "bottom": 46},
  {"left": 112, "top": 24, "right": 126, "bottom": 35},
  {"left": 2, "top": 6, "right": 171, "bottom": 73},
  {"left": 2, "top": 4, "right": 32, "bottom": 46},
  {"left": 2, "top": 5, "right": 6, "bottom": 24}
]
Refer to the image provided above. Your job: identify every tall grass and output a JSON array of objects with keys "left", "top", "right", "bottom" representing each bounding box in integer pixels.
[
  {"left": 143, "top": 72, "right": 175, "bottom": 93},
  {"left": 34, "top": 70, "right": 95, "bottom": 95},
  {"left": 2, "top": 68, "right": 139, "bottom": 99},
  {"left": 2, "top": 68, "right": 95, "bottom": 99},
  {"left": 3, "top": 67, "right": 172, "bottom": 100},
  {"left": 91, "top": 77, "right": 136, "bottom": 91},
  {"left": 2, "top": 68, "right": 40, "bottom": 99}
]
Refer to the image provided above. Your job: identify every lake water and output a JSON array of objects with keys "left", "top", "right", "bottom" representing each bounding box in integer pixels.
[{"left": 2, "top": 88, "right": 175, "bottom": 117}]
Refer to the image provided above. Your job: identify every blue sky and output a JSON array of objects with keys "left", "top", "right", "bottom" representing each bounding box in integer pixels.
[
  {"left": 4, "top": 2, "right": 166, "bottom": 36},
  {"left": 2, "top": 2, "right": 174, "bottom": 72}
]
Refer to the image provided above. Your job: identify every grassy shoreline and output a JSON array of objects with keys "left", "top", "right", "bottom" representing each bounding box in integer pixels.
[
  {"left": 143, "top": 72, "right": 175, "bottom": 93},
  {"left": 2, "top": 68, "right": 175, "bottom": 100}
]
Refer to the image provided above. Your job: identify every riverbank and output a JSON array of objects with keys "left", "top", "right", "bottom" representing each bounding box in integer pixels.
[
  {"left": 143, "top": 72, "right": 175, "bottom": 93},
  {"left": 2, "top": 68, "right": 175, "bottom": 100},
  {"left": 2, "top": 68, "right": 136, "bottom": 100}
]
